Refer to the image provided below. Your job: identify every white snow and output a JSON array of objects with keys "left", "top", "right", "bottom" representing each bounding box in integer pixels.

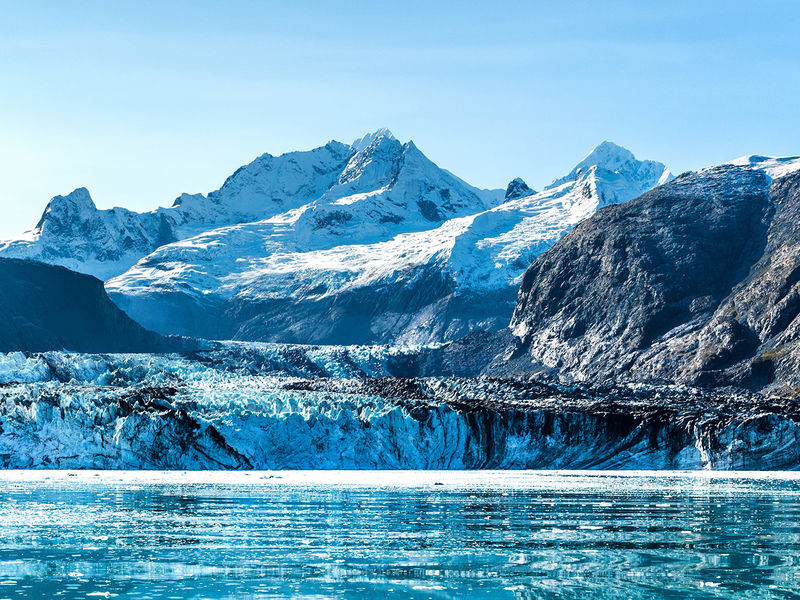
[
  {"left": 105, "top": 139, "right": 671, "bottom": 332},
  {"left": 727, "top": 154, "right": 800, "bottom": 181}
]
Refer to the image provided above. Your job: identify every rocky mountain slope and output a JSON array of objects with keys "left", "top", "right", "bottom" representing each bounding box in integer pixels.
[
  {"left": 504, "top": 156, "right": 800, "bottom": 393},
  {"left": 103, "top": 138, "right": 670, "bottom": 344},
  {"left": 0, "top": 258, "right": 166, "bottom": 352}
]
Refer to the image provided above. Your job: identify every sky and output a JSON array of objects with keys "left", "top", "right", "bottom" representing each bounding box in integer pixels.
[{"left": 1, "top": 1, "right": 799, "bottom": 238}]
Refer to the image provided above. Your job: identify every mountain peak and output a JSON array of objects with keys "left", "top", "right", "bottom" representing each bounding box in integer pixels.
[
  {"left": 35, "top": 188, "right": 97, "bottom": 230},
  {"left": 60, "top": 187, "right": 96, "bottom": 207},
  {"left": 547, "top": 141, "right": 669, "bottom": 191},
  {"left": 351, "top": 128, "right": 396, "bottom": 153},
  {"left": 505, "top": 177, "right": 535, "bottom": 200},
  {"left": 570, "top": 141, "right": 638, "bottom": 177}
]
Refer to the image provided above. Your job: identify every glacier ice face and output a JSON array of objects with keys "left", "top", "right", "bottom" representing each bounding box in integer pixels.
[{"left": 0, "top": 346, "right": 797, "bottom": 470}]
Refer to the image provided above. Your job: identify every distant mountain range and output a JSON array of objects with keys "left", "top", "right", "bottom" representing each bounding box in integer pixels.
[{"left": 0, "top": 129, "right": 672, "bottom": 345}]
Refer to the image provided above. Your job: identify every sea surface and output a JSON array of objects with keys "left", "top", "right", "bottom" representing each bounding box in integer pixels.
[{"left": 0, "top": 471, "right": 798, "bottom": 599}]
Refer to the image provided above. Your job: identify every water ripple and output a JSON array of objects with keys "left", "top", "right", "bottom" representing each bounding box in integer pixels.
[{"left": 0, "top": 471, "right": 799, "bottom": 599}]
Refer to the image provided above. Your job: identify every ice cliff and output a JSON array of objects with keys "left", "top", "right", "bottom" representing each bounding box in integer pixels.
[{"left": 0, "top": 347, "right": 797, "bottom": 470}]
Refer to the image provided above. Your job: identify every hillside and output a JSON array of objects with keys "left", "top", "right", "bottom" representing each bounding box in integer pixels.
[
  {"left": 0, "top": 258, "right": 165, "bottom": 352},
  {"left": 503, "top": 157, "right": 800, "bottom": 393}
]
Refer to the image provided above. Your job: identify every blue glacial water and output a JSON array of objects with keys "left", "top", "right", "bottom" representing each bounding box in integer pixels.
[{"left": 0, "top": 471, "right": 799, "bottom": 599}]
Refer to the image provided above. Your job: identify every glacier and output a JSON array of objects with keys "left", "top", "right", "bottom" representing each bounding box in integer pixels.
[{"left": 1, "top": 345, "right": 798, "bottom": 470}]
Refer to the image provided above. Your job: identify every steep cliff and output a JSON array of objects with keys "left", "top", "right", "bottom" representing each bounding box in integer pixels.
[{"left": 506, "top": 163, "right": 800, "bottom": 393}]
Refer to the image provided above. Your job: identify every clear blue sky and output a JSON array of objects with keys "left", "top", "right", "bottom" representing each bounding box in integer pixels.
[{"left": 1, "top": 0, "right": 799, "bottom": 237}]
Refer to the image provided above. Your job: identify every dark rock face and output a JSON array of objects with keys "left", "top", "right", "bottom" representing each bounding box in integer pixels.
[
  {"left": 225, "top": 269, "right": 516, "bottom": 346},
  {"left": 504, "top": 167, "right": 800, "bottom": 392},
  {"left": 504, "top": 177, "right": 534, "bottom": 200},
  {"left": 0, "top": 258, "right": 166, "bottom": 352}
]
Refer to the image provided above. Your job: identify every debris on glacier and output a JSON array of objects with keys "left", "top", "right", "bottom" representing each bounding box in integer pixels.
[{"left": 1, "top": 345, "right": 798, "bottom": 470}]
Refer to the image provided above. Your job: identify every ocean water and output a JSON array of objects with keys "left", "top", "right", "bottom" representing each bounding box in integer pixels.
[{"left": 0, "top": 471, "right": 798, "bottom": 599}]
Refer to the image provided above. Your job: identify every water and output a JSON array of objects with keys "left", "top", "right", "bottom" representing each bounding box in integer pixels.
[{"left": 0, "top": 471, "right": 799, "bottom": 599}]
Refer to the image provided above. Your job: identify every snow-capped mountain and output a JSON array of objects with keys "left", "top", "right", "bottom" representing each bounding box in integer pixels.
[
  {"left": 104, "top": 139, "right": 672, "bottom": 343},
  {"left": 0, "top": 129, "right": 678, "bottom": 345},
  {"left": 0, "top": 129, "right": 501, "bottom": 280},
  {"left": 0, "top": 188, "right": 178, "bottom": 280},
  {"left": 171, "top": 128, "right": 503, "bottom": 243}
]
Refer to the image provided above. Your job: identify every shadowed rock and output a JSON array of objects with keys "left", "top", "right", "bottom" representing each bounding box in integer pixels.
[
  {"left": 502, "top": 166, "right": 800, "bottom": 393},
  {"left": 0, "top": 258, "right": 168, "bottom": 352}
]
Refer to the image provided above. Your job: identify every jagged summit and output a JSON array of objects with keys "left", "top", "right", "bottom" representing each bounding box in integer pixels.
[
  {"left": 548, "top": 141, "right": 671, "bottom": 190},
  {"left": 54, "top": 187, "right": 95, "bottom": 207},
  {"left": 338, "top": 129, "right": 404, "bottom": 186},
  {"left": 573, "top": 140, "right": 638, "bottom": 173},
  {"left": 34, "top": 187, "right": 97, "bottom": 232},
  {"left": 1, "top": 186, "right": 179, "bottom": 280},
  {"left": 350, "top": 128, "right": 396, "bottom": 153},
  {"left": 504, "top": 178, "right": 534, "bottom": 200}
]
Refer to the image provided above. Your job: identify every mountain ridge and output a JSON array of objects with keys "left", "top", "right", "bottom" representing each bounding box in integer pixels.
[
  {"left": 0, "top": 131, "right": 672, "bottom": 346},
  {"left": 499, "top": 161, "right": 800, "bottom": 393},
  {"left": 103, "top": 137, "right": 672, "bottom": 344}
]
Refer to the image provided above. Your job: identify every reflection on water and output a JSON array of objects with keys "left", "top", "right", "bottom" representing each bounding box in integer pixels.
[{"left": 0, "top": 471, "right": 799, "bottom": 599}]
